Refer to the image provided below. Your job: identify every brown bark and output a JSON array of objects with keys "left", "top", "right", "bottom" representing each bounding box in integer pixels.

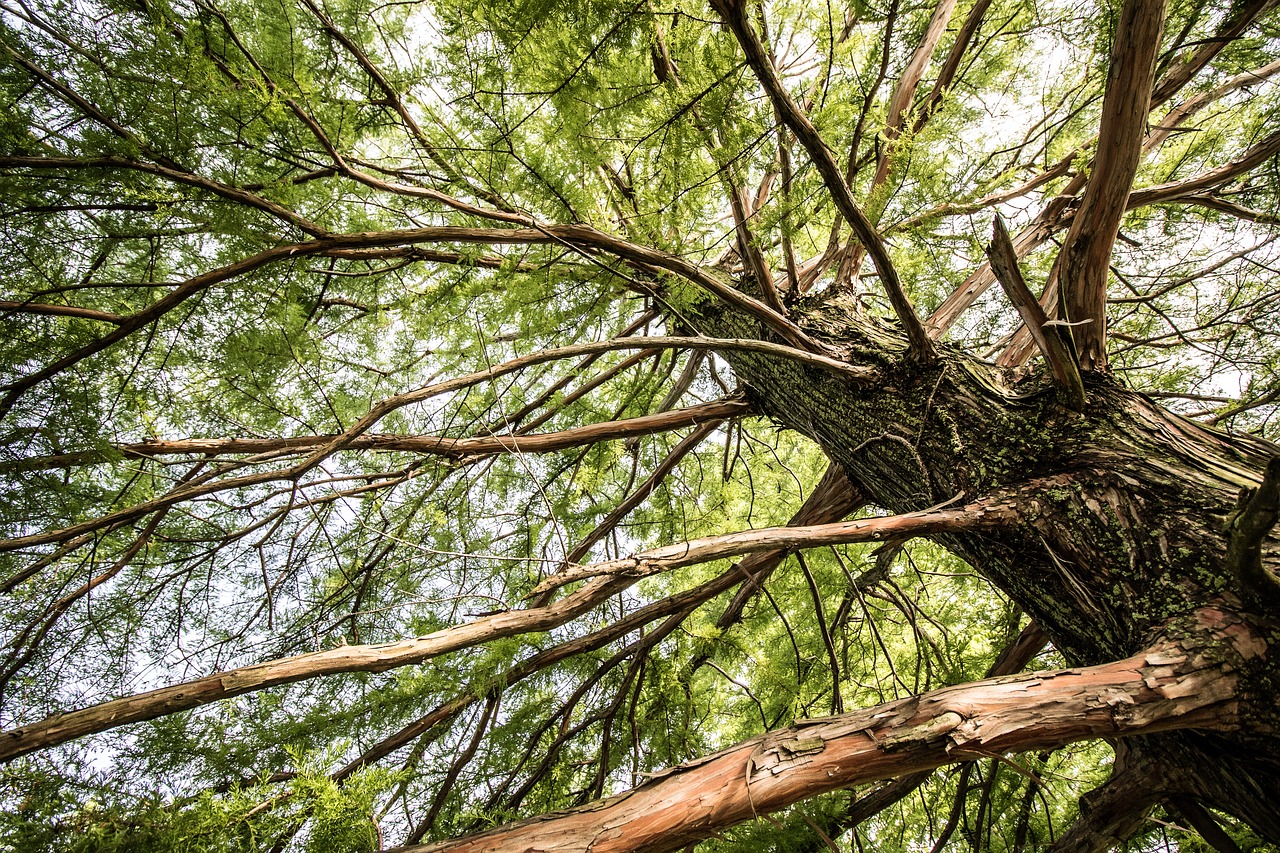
[
  {"left": 1057, "top": 0, "right": 1166, "bottom": 370},
  {"left": 987, "top": 217, "right": 1085, "bottom": 409},
  {"left": 866, "top": 0, "right": 961, "bottom": 194},
  {"left": 795, "top": 620, "right": 1050, "bottom": 848},
  {"left": 0, "top": 574, "right": 627, "bottom": 763},
  {"left": 399, "top": 623, "right": 1251, "bottom": 853},
  {"left": 0, "top": 300, "right": 123, "bottom": 324},
  {"left": 533, "top": 498, "right": 1017, "bottom": 593}
]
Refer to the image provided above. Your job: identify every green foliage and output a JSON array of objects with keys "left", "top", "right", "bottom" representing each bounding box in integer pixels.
[
  {"left": 1, "top": 0, "right": 1278, "bottom": 846},
  {"left": 0, "top": 750, "right": 401, "bottom": 853}
]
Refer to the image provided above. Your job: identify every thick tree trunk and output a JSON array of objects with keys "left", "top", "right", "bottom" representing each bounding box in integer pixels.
[
  {"left": 682, "top": 292, "right": 1280, "bottom": 836},
  {"left": 390, "top": 286, "right": 1280, "bottom": 850},
  {"left": 400, "top": 618, "right": 1256, "bottom": 853}
]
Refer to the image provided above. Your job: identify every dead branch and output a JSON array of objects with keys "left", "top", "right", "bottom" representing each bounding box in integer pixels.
[{"left": 987, "top": 217, "right": 1086, "bottom": 409}]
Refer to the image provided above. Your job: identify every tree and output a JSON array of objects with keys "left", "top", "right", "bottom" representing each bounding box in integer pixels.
[{"left": 1, "top": 0, "right": 1279, "bottom": 848}]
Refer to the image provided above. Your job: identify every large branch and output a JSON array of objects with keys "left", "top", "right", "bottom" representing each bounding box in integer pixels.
[
  {"left": 0, "top": 491, "right": 1002, "bottom": 761},
  {"left": 0, "top": 573, "right": 634, "bottom": 763},
  {"left": 1057, "top": 0, "right": 1167, "bottom": 370},
  {"left": 710, "top": 0, "right": 936, "bottom": 362},
  {"left": 805, "top": 619, "right": 1049, "bottom": 845},
  {"left": 532, "top": 497, "right": 1017, "bottom": 594},
  {"left": 402, "top": 619, "right": 1249, "bottom": 853}
]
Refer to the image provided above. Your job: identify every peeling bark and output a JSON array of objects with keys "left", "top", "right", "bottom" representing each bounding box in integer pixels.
[{"left": 400, "top": 623, "right": 1253, "bottom": 853}]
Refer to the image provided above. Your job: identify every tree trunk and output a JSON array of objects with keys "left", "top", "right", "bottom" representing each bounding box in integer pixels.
[
  {"left": 679, "top": 292, "right": 1280, "bottom": 837},
  {"left": 390, "top": 289, "right": 1280, "bottom": 851}
]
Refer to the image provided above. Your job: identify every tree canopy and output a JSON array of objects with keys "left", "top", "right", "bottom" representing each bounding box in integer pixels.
[{"left": 2, "top": 0, "right": 1280, "bottom": 849}]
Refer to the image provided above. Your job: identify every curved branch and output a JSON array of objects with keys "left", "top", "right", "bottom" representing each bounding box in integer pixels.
[
  {"left": 0, "top": 573, "right": 632, "bottom": 763},
  {"left": 0, "top": 222, "right": 827, "bottom": 420},
  {"left": 0, "top": 300, "right": 123, "bottom": 324},
  {"left": 408, "top": 624, "right": 1244, "bottom": 853}
]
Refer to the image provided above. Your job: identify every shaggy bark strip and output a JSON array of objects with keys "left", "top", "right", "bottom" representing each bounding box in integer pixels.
[{"left": 401, "top": 619, "right": 1250, "bottom": 853}]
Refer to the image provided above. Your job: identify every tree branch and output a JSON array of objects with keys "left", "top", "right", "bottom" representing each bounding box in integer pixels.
[
  {"left": 403, "top": 628, "right": 1243, "bottom": 853},
  {"left": 3, "top": 398, "right": 753, "bottom": 473},
  {"left": 1057, "top": 0, "right": 1167, "bottom": 370},
  {"left": 710, "top": 0, "right": 935, "bottom": 362},
  {"left": 532, "top": 498, "right": 1018, "bottom": 594},
  {"left": 1224, "top": 455, "right": 1280, "bottom": 611},
  {"left": 987, "top": 217, "right": 1086, "bottom": 410}
]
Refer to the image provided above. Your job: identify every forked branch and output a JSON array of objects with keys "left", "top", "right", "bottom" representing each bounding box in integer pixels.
[{"left": 711, "top": 0, "right": 936, "bottom": 363}]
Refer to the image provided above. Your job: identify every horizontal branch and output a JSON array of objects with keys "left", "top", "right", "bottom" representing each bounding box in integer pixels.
[
  {"left": 0, "top": 487, "right": 1006, "bottom": 760},
  {"left": 1, "top": 337, "right": 870, "bottom": 553},
  {"left": 0, "top": 574, "right": 633, "bottom": 763},
  {"left": 0, "top": 300, "right": 123, "bottom": 324},
  {"left": 1127, "top": 127, "right": 1280, "bottom": 208},
  {"left": 532, "top": 498, "right": 1018, "bottom": 595},
  {"left": 408, "top": 619, "right": 1248, "bottom": 853},
  {"left": 0, "top": 450, "right": 867, "bottom": 762},
  {"left": 4, "top": 398, "right": 753, "bottom": 473}
]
